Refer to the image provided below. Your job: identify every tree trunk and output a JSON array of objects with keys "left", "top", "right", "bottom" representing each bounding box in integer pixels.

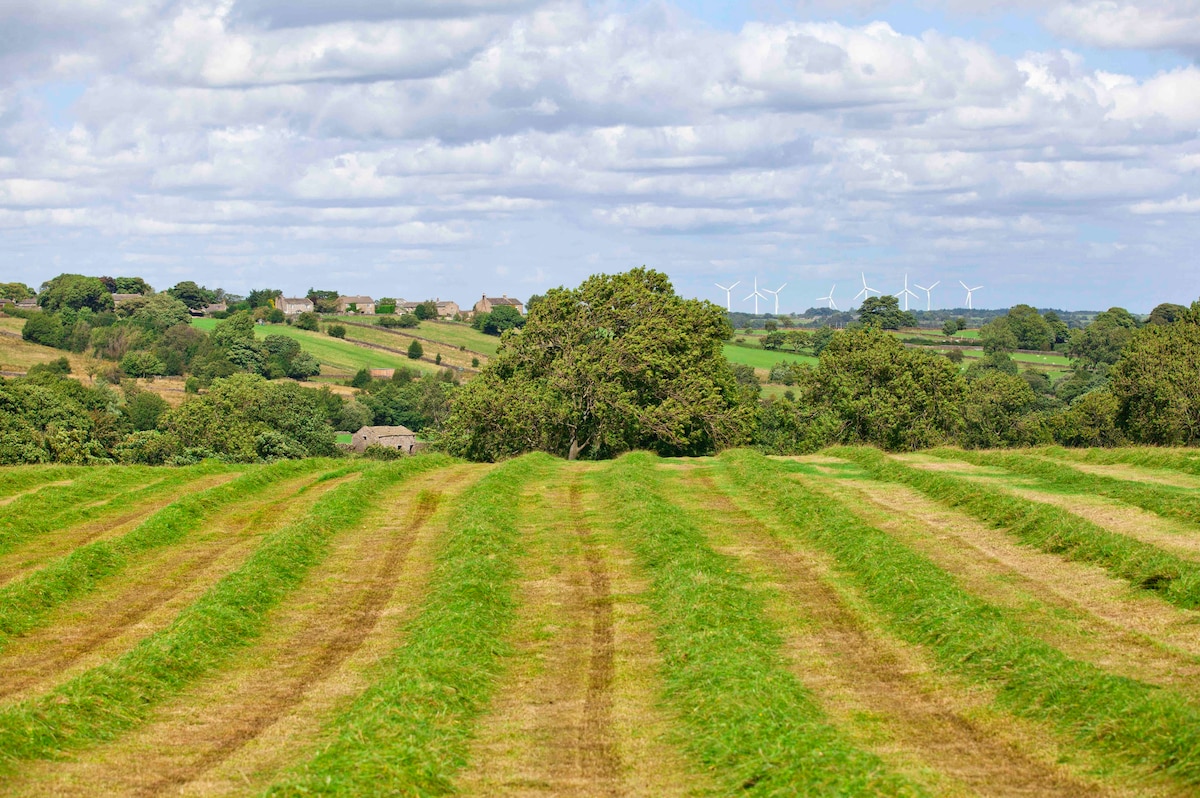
[{"left": 568, "top": 436, "right": 583, "bottom": 461}]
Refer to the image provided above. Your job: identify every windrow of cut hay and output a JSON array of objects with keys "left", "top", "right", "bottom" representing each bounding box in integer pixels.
[
  {"left": 592, "top": 453, "right": 920, "bottom": 796},
  {"left": 931, "top": 448, "right": 1200, "bottom": 527},
  {"left": 718, "top": 449, "right": 1200, "bottom": 786},
  {"left": 266, "top": 454, "right": 547, "bottom": 796},
  {"left": 0, "top": 458, "right": 331, "bottom": 651},
  {"left": 1037, "top": 446, "right": 1200, "bottom": 477},
  {"left": 0, "top": 463, "right": 230, "bottom": 557},
  {"left": 838, "top": 447, "right": 1200, "bottom": 610},
  {"left": 0, "top": 465, "right": 88, "bottom": 503},
  {"left": 0, "top": 456, "right": 449, "bottom": 773}
]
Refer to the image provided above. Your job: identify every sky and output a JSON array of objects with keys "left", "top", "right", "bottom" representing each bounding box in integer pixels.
[{"left": 1, "top": 1, "right": 1198, "bottom": 313}]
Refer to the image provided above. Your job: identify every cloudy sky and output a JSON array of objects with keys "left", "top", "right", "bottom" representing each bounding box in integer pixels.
[{"left": 1, "top": 0, "right": 1197, "bottom": 312}]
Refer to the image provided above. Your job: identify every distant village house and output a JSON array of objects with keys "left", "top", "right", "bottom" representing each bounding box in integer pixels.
[
  {"left": 352, "top": 425, "right": 416, "bottom": 454},
  {"left": 111, "top": 293, "right": 143, "bottom": 306},
  {"left": 473, "top": 294, "right": 524, "bottom": 316},
  {"left": 436, "top": 300, "right": 460, "bottom": 319},
  {"left": 276, "top": 297, "right": 314, "bottom": 315},
  {"left": 336, "top": 296, "right": 376, "bottom": 315}
]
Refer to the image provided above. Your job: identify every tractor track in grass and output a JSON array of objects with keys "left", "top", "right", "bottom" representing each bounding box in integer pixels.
[
  {"left": 0, "top": 471, "right": 344, "bottom": 703},
  {"left": 456, "top": 468, "right": 702, "bottom": 798},
  {"left": 682, "top": 468, "right": 1119, "bottom": 797},
  {"left": 823, "top": 472, "right": 1200, "bottom": 698},
  {"left": 455, "top": 472, "right": 623, "bottom": 796},
  {"left": 4, "top": 465, "right": 478, "bottom": 798},
  {"left": 0, "top": 480, "right": 75, "bottom": 507},
  {"left": 0, "top": 473, "right": 237, "bottom": 589}
]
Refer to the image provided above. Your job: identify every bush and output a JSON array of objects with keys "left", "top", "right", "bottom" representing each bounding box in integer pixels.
[
  {"left": 350, "top": 368, "right": 372, "bottom": 389},
  {"left": 361, "top": 443, "right": 405, "bottom": 460},
  {"left": 327, "top": 325, "right": 346, "bottom": 339},
  {"left": 119, "top": 351, "right": 166, "bottom": 378},
  {"left": 434, "top": 353, "right": 441, "bottom": 365},
  {"left": 294, "top": 312, "right": 320, "bottom": 331},
  {"left": 27, "top": 357, "right": 72, "bottom": 376},
  {"left": 471, "top": 357, "right": 479, "bottom": 368},
  {"left": 407, "top": 339, "right": 424, "bottom": 360}
]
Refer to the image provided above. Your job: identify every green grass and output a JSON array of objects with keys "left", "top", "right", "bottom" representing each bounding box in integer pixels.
[
  {"left": 836, "top": 448, "right": 1200, "bottom": 611},
  {"left": 267, "top": 454, "right": 549, "bottom": 796},
  {"left": 723, "top": 343, "right": 818, "bottom": 371},
  {"left": 0, "top": 465, "right": 88, "bottom": 501},
  {"left": 1038, "top": 446, "right": 1200, "bottom": 477},
  {"left": 0, "top": 456, "right": 449, "bottom": 772},
  {"left": 0, "top": 463, "right": 230, "bottom": 558},
  {"left": 929, "top": 448, "right": 1200, "bottom": 528},
  {"left": 716, "top": 449, "right": 1200, "bottom": 787},
  {"left": 332, "top": 317, "right": 500, "bottom": 357},
  {"left": 0, "top": 459, "right": 329, "bottom": 652},
  {"left": 592, "top": 453, "right": 920, "bottom": 796},
  {"left": 190, "top": 318, "right": 435, "bottom": 376}
]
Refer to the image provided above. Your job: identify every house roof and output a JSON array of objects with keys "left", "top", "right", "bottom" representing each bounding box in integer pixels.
[
  {"left": 111, "top": 293, "right": 143, "bottom": 303},
  {"left": 278, "top": 296, "right": 311, "bottom": 304},
  {"left": 356, "top": 424, "right": 415, "bottom": 438},
  {"left": 339, "top": 295, "right": 374, "bottom": 304},
  {"left": 485, "top": 296, "right": 522, "bottom": 306}
]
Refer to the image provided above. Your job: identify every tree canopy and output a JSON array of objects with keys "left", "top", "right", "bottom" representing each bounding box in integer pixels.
[
  {"left": 38, "top": 274, "right": 114, "bottom": 313},
  {"left": 442, "top": 267, "right": 756, "bottom": 461}
]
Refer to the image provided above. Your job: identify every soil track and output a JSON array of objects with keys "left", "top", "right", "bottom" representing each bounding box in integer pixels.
[
  {"left": 0, "top": 473, "right": 237, "bottom": 589},
  {"left": 0, "top": 471, "right": 344, "bottom": 702},
  {"left": 456, "top": 469, "right": 703, "bottom": 797},
  {"left": 3, "top": 466, "right": 478, "bottom": 798},
  {"left": 689, "top": 468, "right": 1126, "bottom": 797},
  {"left": 823, "top": 473, "right": 1200, "bottom": 699}
]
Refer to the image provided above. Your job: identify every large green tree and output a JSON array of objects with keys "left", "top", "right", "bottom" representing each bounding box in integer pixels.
[
  {"left": 1068, "top": 307, "right": 1138, "bottom": 371},
  {"left": 858, "top": 295, "right": 916, "bottom": 330},
  {"left": 38, "top": 274, "right": 114, "bottom": 313},
  {"left": 167, "top": 280, "right": 217, "bottom": 310},
  {"left": 1005, "top": 304, "right": 1054, "bottom": 351},
  {"left": 1110, "top": 312, "right": 1200, "bottom": 445},
  {"left": 441, "top": 268, "right": 756, "bottom": 461}
]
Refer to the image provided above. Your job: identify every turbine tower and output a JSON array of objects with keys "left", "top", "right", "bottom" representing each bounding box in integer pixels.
[
  {"left": 853, "top": 272, "right": 879, "bottom": 305},
  {"left": 898, "top": 274, "right": 919, "bottom": 312},
  {"left": 764, "top": 283, "right": 787, "bottom": 315},
  {"left": 743, "top": 278, "right": 769, "bottom": 315},
  {"left": 913, "top": 280, "right": 939, "bottom": 311},
  {"left": 714, "top": 281, "right": 740, "bottom": 311},
  {"left": 960, "top": 280, "right": 983, "bottom": 310},
  {"left": 816, "top": 284, "right": 837, "bottom": 310}
]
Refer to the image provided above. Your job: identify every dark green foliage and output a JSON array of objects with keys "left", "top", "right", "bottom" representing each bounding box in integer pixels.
[
  {"left": 246, "top": 288, "right": 282, "bottom": 309},
  {"left": 99, "top": 276, "right": 152, "bottom": 295},
  {"left": 1110, "top": 319, "right": 1200, "bottom": 445},
  {"left": 166, "top": 280, "right": 217, "bottom": 310},
  {"left": 406, "top": 339, "right": 424, "bottom": 359},
  {"left": 378, "top": 313, "right": 418, "bottom": 328},
  {"left": 596, "top": 454, "right": 918, "bottom": 795},
  {"left": 413, "top": 300, "right": 437, "bottom": 320},
  {"left": 1068, "top": 307, "right": 1139, "bottom": 370},
  {"left": 349, "top": 368, "right": 372, "bottom": 389},
  {"left": 0, "top": 282, "right": 34, "bottom": 301},
  {"left": 960, "top": 372, "right": 1045, "bottom": 448},
  {"left": 37, "top": 274, "right": 113, "bottom": 313},
  {"left": 443, "top": 268, "right": 755, "bottom": 461},
  {"left": 358, "top": 371, "right": 455, "bottom": 432},
  {"left": 125, "top": 389, "right": 169, "bottom": 431},
  {"left": 858, "top": 295, "right": 916, "bottom": 329},
  {"left": 306, "top": 289, "right": 339, "bottom": 314},
  {"left": 26, "top": 357, "right": 71, "bottom": 376},
  {"left": 294, "top": 311, "right": 319, "bottom": 331},
  {"left": 0, "top": 372, "right": 120, "bottom": 464},
  {"left": 327, "top": 324, "right": 346, "bottom": 339},
  {"left": 21, "top": 311, "right": 65, "bottom": 348},
  {"left": 475, "top": 304, "right": 525, "bottom": 336},
  {"left": 1005, "top": 304, "right": 1054, "bottom": 350}
]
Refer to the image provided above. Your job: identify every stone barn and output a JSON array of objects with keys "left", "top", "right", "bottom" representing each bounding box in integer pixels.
[{"left": 352, "top": 425, "right": 417, "bottom": 454}]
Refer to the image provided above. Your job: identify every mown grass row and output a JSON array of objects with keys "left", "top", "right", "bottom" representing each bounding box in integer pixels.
[
  {"left": 717, "top": 449, "right": 1200, "bottom": 786},
  {"left": 1038, "top": 446, "right": 1200, "bottom": 477},
  {"left": 266, "top": 455, "right": 546, "bottom": 796},
  {"left": 931, "top": 448, "right": 1200, "bottom": 528},
  {"left": 836, "top": 448, "right": 1200, "bottom": 610},
  {"left": 591, "top": 453, "right": 921, "bottom": 796},
  {"left": 0, "top": 463, "right": 230, "bottom": 556},
  {"left": 0, "top": 465, "right": 86, "bottom": 501},
  {"left": 0, "top": 458, "right": 333, "bottom": 652},
  {"left": 0, "top": 455, "right": 450, "bottom": 773}
]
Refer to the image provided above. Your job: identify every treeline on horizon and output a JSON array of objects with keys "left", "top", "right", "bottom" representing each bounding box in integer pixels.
[{"left": 1, "top": 270, "right": 1198, "bottom": 465}]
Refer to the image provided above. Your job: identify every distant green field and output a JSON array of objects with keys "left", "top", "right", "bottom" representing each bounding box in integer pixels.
[
  {"left": 190, "top": 318, "right": 436, "bottom": 376},
  {"left": 332, "top": 317, "right": 499, "bottom": 357},
  {"left": 723, "top": 344, "right": 818, "bottom": 371}
]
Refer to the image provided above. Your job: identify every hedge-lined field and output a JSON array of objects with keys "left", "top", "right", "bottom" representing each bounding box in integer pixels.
[{"left": 2, "top": 449, "right": 1200, "bottom": 796}]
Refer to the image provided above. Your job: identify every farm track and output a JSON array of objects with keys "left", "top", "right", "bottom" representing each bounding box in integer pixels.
[
  {"left": 822, "top": 475, "right": 1200, "bottom": 700},
  {"left": 678, "top": 468, "right": 1105, "bottom": 797},
  {"left": 0, "top": 479, "right": 75, "bottom": 507},
  {"left": 0, "top": 472, "right": 237, "bottom": 588},
  {"left": 5, "top": 465, "right": 478, "bottom": 798},
  {"left": 0, "top": 471, "right": 343, "bottom": 703},
  {"left": 458, "top": 471, "right": 691, "bottom": 797}
]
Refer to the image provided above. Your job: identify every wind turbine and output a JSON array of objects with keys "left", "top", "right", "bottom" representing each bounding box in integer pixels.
[
  {"left": 853, "top": 272, "right": 879, "bottom": 305},
  {"left": 764, "top": 283, "right": 787, "bottom": 315},
  {"left": 714, "top": 281, "right": 740, "bottom": 311},
  {"left": 816, "top": 284, "right": 838, "bottom": 310},
  {"left": 898, "top": 274, "right": 919, "bottom": 312},
  {"left": 743, "top": 278, "right": 769, "bottom": 315},
  {"left": 960, "top": 280, "right": 983, "bottom": 310},
  {"left": 913, "top": 280, "right": 939, "bottom": 311}
]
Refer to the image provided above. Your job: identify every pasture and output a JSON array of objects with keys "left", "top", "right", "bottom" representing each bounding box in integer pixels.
[{"left": 2, "top": 447, "right": 1200, "bottom": 795}]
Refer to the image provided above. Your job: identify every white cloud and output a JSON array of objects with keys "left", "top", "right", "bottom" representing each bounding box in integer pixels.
[
  {"left": 1045, "top": 1, "right": 1200, "bottom": 56},
  {"left": 1130, "top": 193, "right": 1200, "bottom": 213}
]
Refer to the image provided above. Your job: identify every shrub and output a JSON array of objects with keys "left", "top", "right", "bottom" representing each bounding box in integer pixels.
[
  {"left": 434, "top": 353, "right": 441, "bottom": 365},
  {"left": 407, "top": 340, "right": 424, "bottom": 360},
  {"left": 361, "top": 443, "right": 404, "bottom": 460},
  {"left": 294, "top": 312, "right": 320, "bottom": 331},
  {"left": 327, "top": 325, "right": 346, "bottom": 339}
]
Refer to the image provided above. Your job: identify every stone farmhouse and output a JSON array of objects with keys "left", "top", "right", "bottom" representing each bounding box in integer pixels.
[
  {"left": 111, "top": 293, "right": 144, "bottom": 306},
  {"left": 435, "top": 300, "right": 460, "bottom": 319},
  {"left": 276, "top": 296, "right": 314, "bottom": 315},
  {"left": 473, "top": 294, "right": 524, "bottom": 316},
  {"left": 352, "top": 424, "right": 416, "bottom": 454},
  {"left": 336, "top": 296, "right": 375, "bottom": 314}
]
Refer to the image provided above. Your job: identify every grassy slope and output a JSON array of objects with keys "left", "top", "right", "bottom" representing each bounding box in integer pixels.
[
  {"left": 723, "top": 343, "right": 818, "bottom": 370},
  {"left": 332, "top": 317, "right": 500, "bottom": 357},
  {"left": 190, "top": 318, "right": 436, "bottom": 376}
]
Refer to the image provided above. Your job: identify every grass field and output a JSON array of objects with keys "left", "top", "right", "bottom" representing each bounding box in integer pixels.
[
  {"left": 331, "top": 316, "right": 500, "bottom": 357},
  {"left": 3, "top": 447, "right": 1200, "bottom": 795},
  {"left": 190, "top": 318, "right": 441, "bottom": 378}
]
